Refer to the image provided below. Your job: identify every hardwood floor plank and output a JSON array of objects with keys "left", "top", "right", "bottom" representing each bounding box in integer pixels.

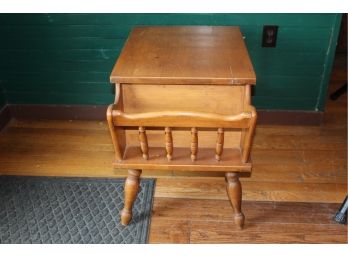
[
  {"left": 301, "top": 161, "right": 347, "bottom": 184},
  {"left": 299, "top": 150, "right": 347, "bottom": 163},
  {"left": 8, "top": 119, "right": 109, "bottom": 131},
  {"left": 297, "top": 137, "right": 346, "bottom": 151},
  {"left": 190, "top": 221, "right": 347, "bottom": 243},
  {"left": 251, "top": 149, "right": 303, "bottom": 165},
  {"left": 249, "top": 163, "right": 304, "bottom": 182},
  {"left": 152, "top": 198, "right": 342, "bottom": 225},
  {"left": 154, "top": 178, "right": 342, "bottom": 202},
  {"left": 253, "top": 134, "right": 298, "bottom": 150},
  {"left": 148, "top": 218, "right": 190, "bottom": 243},
  {"left": 151, "top": 199, "right": 347, "bottom": 243},
  {"left": 0, "top": 163, "right": 173, "bottom": 178},
  {"left": 0, "top": 126, "right": 112, "bottom": 145}
]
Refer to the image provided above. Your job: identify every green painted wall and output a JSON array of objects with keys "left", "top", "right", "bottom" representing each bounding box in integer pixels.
[{"left": 0, "top": 14, "right": 342, "bottom": 111}]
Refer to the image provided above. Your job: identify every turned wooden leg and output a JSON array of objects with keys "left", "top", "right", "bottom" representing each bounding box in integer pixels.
[
  {"left": 225, "top": 172, "right": 245, "bottom": 229},
  {"left": 121, "top": 169, "right": 142, "bottom": 226}
]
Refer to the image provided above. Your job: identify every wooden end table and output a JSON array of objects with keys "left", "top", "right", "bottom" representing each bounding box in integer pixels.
[{"left": 107, "top": 26, "right": 257, "bottom": 229}]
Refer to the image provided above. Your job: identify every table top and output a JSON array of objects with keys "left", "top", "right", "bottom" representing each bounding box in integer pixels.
[{"left": 110, "top": 26, "right": 256, "bottom": 85}]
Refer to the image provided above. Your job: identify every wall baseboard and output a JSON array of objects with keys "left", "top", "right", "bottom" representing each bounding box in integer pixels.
[
  {"left": 257, "top": 109, "right": 323, "bottom": 125},
  {"left": 8, "top": 104, "right": 107, "bottom": 121},
  {"left": 0, "top": 104, "right": 324, "bottom": 130},
  {"left": 0, "top": 105, "right": 12, "bottom": 131}
]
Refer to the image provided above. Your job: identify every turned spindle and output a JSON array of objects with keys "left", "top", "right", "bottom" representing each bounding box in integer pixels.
[
  {"left": 138, "top": 126, "right": 149, "bottom": 160},
  {"left": 165, "top": 127, "right": 173, "bottom": 160},
  {"left": 215, "top": 128, "right": 224, "bottom": 161},
  {"left": 191, "top": 127, "right": 198, "bottom": 161}
]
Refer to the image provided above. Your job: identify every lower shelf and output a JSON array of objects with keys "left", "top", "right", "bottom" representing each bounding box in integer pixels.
[{"left": 113, "top": 146, "right": 252, "bottom": 172}]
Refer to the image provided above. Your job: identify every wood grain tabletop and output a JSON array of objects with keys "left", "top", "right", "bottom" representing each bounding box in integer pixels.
[{"left": 110, "top": 26, "right": 256, "bottom": 85}]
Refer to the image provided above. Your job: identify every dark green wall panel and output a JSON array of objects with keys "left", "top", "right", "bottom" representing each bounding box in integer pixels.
[
  {"left": 0, "top": 14, "right": 339, "bottom": 26},
  {"left": 0, "top": 14, "right": 342, "bottom": 111}
]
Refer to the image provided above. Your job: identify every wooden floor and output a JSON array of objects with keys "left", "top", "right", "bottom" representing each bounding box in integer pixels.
[
  {"left": 150, "top": 199, "right": 347, "bottom": 243},
  {"left": 0, "top": 56, "right": 347, "bottom": 243}
]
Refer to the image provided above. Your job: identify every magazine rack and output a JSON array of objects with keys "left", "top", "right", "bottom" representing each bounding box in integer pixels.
[{"left": 107, "top": 26, "right": 257, "bottom": 229}]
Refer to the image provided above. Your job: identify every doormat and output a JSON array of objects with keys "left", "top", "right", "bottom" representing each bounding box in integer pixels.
[{"left": 0, "top": 176, "right": 155, "bottom": 244}]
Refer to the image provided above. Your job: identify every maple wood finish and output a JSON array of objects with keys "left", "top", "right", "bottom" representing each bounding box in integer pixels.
[
  {"left": 108, "top": 26, "right": 257, "bottom": 228},
  {"left": 190, "top": 127, "right": 198, "bottom": 161},
  {"left": 164, "top": 127, "right": 173, "bottom": 161},
  {"left": 226, "top": 172, "right": 245, "bottom": 229},
  {"left": 215, "top": 128, "right": 224, "bottom": 161},
  {"left": 138, "top": 126, "right": 149, "bottom": 160},
  {"left": 110, "top": 26, "right": 256, "bottom": 85},
  {"left": 120, "top": 169, "right": 142, "bottom": 225}
]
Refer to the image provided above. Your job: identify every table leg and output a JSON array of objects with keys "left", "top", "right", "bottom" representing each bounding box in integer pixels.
[
  {"left": 121, "top": 169, "right": 142, "bottom": 225},
  {"left": 226, "top": 172, "right": 245, "bottom": 229}
]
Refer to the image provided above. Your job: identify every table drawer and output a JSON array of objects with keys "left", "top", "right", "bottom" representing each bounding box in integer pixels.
[{"left": 122, "top": 84, "right": 247, "bottom": 115}]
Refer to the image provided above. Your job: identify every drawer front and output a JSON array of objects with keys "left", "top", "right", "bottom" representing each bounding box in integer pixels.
[{"left": 122, "top": 84, "right": 247, "bottom": 115}]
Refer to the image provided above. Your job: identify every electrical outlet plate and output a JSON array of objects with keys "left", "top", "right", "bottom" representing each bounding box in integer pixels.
[{"left": 262, "top": 25, "right": 278, "bottom": 47}]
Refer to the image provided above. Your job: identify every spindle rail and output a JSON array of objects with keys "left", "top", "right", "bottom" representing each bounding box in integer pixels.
[{"left": 107, "top": 101, "right": 257, "bottom": 170}]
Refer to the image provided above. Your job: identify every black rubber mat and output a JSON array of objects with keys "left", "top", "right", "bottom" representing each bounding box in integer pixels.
[{"left": 0, "top": 176, "right": 155, "bottom": 244}]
